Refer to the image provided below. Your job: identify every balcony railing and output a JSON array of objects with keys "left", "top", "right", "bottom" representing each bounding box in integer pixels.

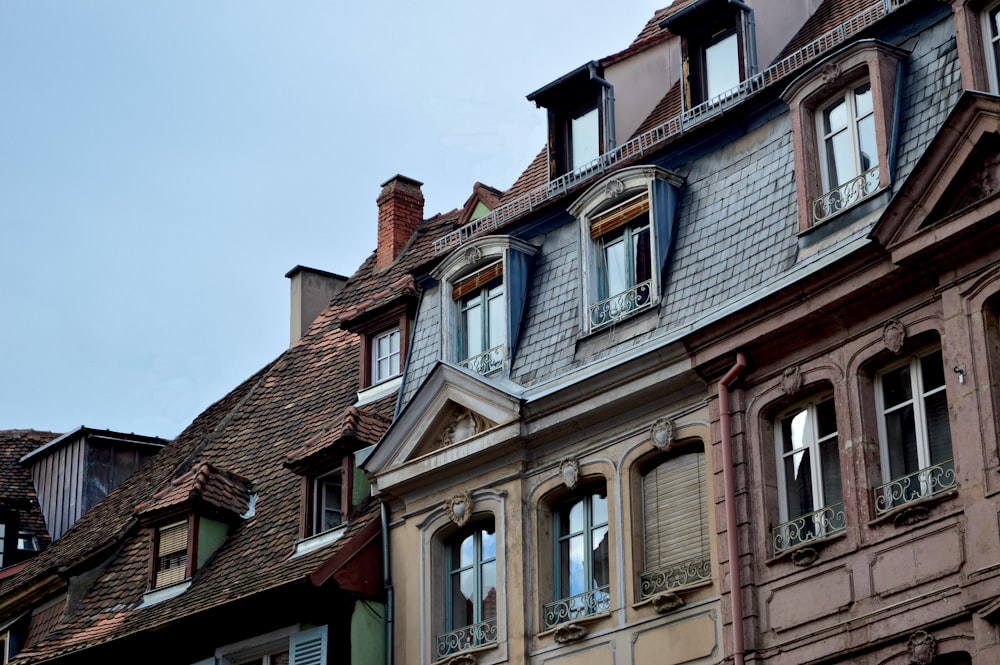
[
  {"left": 435, "top": 618, "right": 498, "bottom": 660},
  {"left": 874, "top": 459, "right": 956, "bottom": 515},
  {"left": 543, "top": 586, "right": 611, "bottom": 629},
  {"left": 639, "top": 555, "right": 711, "bottom": 599},
  {"left": 811, "top": 165, "right": 882, "bottom": 223},
  {"left": 458, "top": 344, "right": 505, "bottom": 376},
  {"left": 771, "top": 501, "right": 846, "bottom": 554},
  {"left": 589, "top": 280, "right": 653, "bottom": 331}
]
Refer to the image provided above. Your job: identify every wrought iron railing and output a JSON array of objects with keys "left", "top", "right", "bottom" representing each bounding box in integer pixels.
[
  {"left": 771, "top": 501, "right": 846, "bottom": 554},
  {"left": 432, "top": 0, "right": 909, "bottom": 257},
  {"left": 435, "top": 618, "right": 498, "bottom": 660},
  {"left": 811, "top": 165, "right": 882, "bottom": 223},
  {"left": 639, "top": 555, "right": 711, "bottom": 599},
  {"left": 543, "top": 586, "right": 611, "bottom": 629},
  {"left": 458, "top": 344, "right": 505, "bottom": 376},
  {"left": 589, "top": 280, "right": 653, "bottom": 331},
  {"left": 874, "top": 459, "right": 956, "bottom": 515}
]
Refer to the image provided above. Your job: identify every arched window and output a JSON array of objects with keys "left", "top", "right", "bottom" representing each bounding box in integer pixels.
[{"left": 437, "top": 520, "right": 498, "bottom": 659}]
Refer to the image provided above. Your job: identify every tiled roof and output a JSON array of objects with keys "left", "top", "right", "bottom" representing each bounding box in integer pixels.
[
  {"left": 498, "top": 147, "right": 547, "bottom": 206},
  {"left": 133, "top": 462, "right": 252, "bottom": 519},
  {"left": 631, "top": 83, "right": 683, "bottom": 138},
  {"left": 286, "top": 406, "right": 392, "bottom": 469},
  {"left": 0, "top": 430, "right": 58, "bottom": 550},
  {"left": 776, "top": 0, "right": 877, "bottom": 62}
]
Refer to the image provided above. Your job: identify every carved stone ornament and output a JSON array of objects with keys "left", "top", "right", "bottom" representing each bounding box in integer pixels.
[
  {"left": 906, "top": 630, "right": 937, "bottom": 665},
  {"left": 559, "top": 459, "right": 580, "bottom": 490},
  {"left": 970, "top": 153, "right": 1000, "bottom": 203},
  {"left": 650, "top": 418, "right": 675, "bottom": 451},
  {"left": 651, "top": 591, "right": 684, "bottom": 614},
  {"left": 553, "top": 622, "right": 588, "bottom": 644},
  {"left": 445, "top": 654, "right": 478, "bottom": 665},
  {"left": 446, "top": 492, "right": 474, "bottom": 527},
  {"left": 604, "top": 178, "right": 626, "bottom": 198},
  {"left": 462, "top": 246, "right": 483, "bottom": 267},
  {"left": 819, "top": 61, "right": 841, "bottom": 84},
  {"left": 780, "top": 366, "right": 803, "bottom": 396},
  {"left": 790, "top": 547, "right": 818, "bottom": 567},
  {"left": 883, "top": 319, "right": 906, "bottom": 355},
  {"left": 437, "top": 408, "right": 491, "bottom": 447},
  {"left": 893, "top": 504, "right": 930, "bottom": 528}
]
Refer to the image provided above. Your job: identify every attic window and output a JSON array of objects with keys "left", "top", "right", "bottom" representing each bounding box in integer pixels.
[{"left": 153, "top": 520, "right": 190, "bottom": 588}]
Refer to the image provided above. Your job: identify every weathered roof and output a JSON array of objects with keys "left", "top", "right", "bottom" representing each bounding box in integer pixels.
[
  {"left": 133, "top": 462, "right": 253, "bottom": 520},
  {"left": 0, "top": 430, "right": 57, "bottom": 550}
]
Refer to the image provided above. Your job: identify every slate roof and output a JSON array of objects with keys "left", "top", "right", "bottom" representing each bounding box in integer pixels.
[{"left": 0, "top": 430, "right": 57, "bottom": 551}]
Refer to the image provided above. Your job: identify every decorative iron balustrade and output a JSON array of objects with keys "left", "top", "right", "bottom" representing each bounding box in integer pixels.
[
  {"left": 874, "top": 459, "right": 956, "bottom": 515},
  {"left": 543, "top": 586, "right": 611, "bottom": 629},
  {"left": 435, "top": 619, "right": 498, "bottom": 660},
  {"left": 811, "top": 166, "right": 882, "bottom": 223},
  {"left": 639, "top": 555, "right": 711, "bottom": 599},
  {"left": 589, "top": 281, "right": 653, "bottom": 331},
  {"left": 432, "top": 0, "right": 908, "bottom": 257},
  {"left": 771, "top": 501, "right": 846, "bottom": 554},
  {"left": 458, "top": 344, "right": 505, "bottom": 376}
]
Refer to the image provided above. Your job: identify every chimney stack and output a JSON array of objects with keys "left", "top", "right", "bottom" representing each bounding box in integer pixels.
[
  {"left": 377, "top": 175, "right": 424, "bottom": 269},
  {"left": 286, "top": 265, "right": 347, "bottom": 346}
]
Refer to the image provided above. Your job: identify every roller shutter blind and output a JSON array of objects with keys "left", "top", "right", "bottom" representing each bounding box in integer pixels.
[
  {"left": 642, "top": 451, "right": 708, "bottom": 573},
  {"left": 155, "top": 520, "right": 189, "bottom": 588}
]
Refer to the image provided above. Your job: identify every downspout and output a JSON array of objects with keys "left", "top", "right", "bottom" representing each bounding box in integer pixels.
[
  {"left": 718, "top": 352, "right": 747, "bottom": 665},
  {"left": 381, "top": 501, "right": 394, "bottom": 665},
  {"left": 729, "top": 0, "right": 758, "bottom": 77},
  {"left": 587, "top": 62, "right": 616, "bottom": 152}
]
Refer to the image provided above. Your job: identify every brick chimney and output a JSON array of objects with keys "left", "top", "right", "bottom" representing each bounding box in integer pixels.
[{"left": 377, "top": 175, "right": 424, "bottom": 269}]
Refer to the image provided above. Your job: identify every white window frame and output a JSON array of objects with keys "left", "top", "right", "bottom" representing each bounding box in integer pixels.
[
  {"left": 313, "top": 473, "right": 343, "bottom": 536},
  {"left": 816, "top": 80, "right": 877, "bottom": 194},
  {"left": 457, "top": 268, "right": 506, "bottom": 374},
  {"left": 371, "top": 328, "right": 401, "bottom": 384},
  {"left": 984, "top": 2, "right": 1000, "bottom": 93}
]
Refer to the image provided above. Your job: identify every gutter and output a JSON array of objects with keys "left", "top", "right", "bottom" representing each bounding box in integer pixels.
[{"left": 718, "top": 352, "right": 747, "bottom": 665}]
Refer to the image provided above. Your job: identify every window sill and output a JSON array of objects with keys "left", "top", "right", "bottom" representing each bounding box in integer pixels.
[
  {"left": 291, "top": 523, "right": 347, "bottom": 559},
  {"left": 536, "top": 609, "right": 612, "bottom": 639},
  {"left": 632, "top": 578, "right": 711, "bottom": 610},
  {"left": 356, "top": 375, "right": 402, "bottom": 406},
  {"left": 765, "top": 528, "right": 847, "bottom": 567},
  {"left": 433, "top": 640, "right": 498, "bottom": 664},
  {"left": 138, "top": 580, "right": 191, "bottom": 608}
]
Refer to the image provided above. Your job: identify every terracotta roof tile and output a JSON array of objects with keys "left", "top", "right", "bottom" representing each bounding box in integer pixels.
[
  {"left": 0, "top": 430, "right": 59, "bottom": 550},
  {"left": 499, "top": 147, "right": 548, "bottom": 206},
  {"left": 776, "top": 0, "right": 876, "bottom": 62},
  {"left": 134, "top": 462, "right": 252, "bottom": 519}
]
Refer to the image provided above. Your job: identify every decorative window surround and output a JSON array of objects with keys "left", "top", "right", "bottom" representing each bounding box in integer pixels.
[
  {"left": 782, "top": 40, "right": 908, "bottom": 231},
  {"left": 569, "top": 166, "right": 683, "bottom": 334},
  {"left": 431, "top": 236, "right": 539, "bottom": 379},
  {"left": 951, "top": 0, "right": 1000, "bottom": 92}
]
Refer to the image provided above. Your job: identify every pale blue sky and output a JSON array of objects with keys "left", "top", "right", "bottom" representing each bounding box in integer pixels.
[{"left": 1, "top": 1, "right": 669, "bottom": 439}]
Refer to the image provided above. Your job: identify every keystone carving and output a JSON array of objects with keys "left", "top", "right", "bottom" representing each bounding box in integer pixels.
[
  {"left": 651, "top": 591, "right": 685, "bottom": 614},
  {"left": 650, "top": 418, "right": 675, "bottom": 451},
  {"left": 446, "top": 492, "right": 474, "bottom": 527},
  {"left": 559, "top": 458, "right": 580, "bottom": 490},
  {"left": 604, "top": 178, "right": 626, "bottom": 198},
  {"left": 893, "top": 504, "right": 930, "bottom": 528},
  {"left": 790, "top": 547, "right": 818, "bottom": 567},
  {"left": 883, "top": 319, "right": 906, "bottom": 355},
  {"left": 437, "top": 408, "right": 490, "bottom": 447},
  {"left": 462, "top": 246, "right": 483, "bottom": 267},
  {"left": 780, "top": 366, "right": 803, "bottom": 396},
  {"left": 553, "top": 622, "right": 588, "bottom": 643},
  {"left": 906, "top": 630, "right": 937, "bottom": 665},
  {"left": 445, "top": 654, "right": 478, "bottom": 665},
  {"left": 819, "top": 61, "right": 841, "bottom": 83}
]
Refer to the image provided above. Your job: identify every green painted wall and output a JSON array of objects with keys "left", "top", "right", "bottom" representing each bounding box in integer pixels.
[
  {"left": 352, "top": 600, "right": 386, "bottom": 665},
  {"left": 196, "top": 517, "right": 230, "bottom": 567}
]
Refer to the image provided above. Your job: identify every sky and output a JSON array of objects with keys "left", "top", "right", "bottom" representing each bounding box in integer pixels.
[{"left": 0, "top": 1, "right": 670, "bottom": 440}]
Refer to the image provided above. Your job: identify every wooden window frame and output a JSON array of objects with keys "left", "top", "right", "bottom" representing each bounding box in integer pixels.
[{"left": 148, "top": 516, "right": 196, "bottom": 589}]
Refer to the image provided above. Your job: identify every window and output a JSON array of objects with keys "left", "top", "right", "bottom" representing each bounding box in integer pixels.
[
  {"left": 436, "top": 521, "right": 498, "bottom": 659},
  {"left": 571, "top": 166, "right": 682, "bottom": 333},
  {"left": 874, "top": 348, "right": 956, "bottom": 515},
  {"left": 313, "top": 473, "right": 344, "bottom": 535},
  {"left": 984, "top": 3, "right": 1000, "bottom": 92},
  {"left": 153, "top": 520, "right": 189, "bottom": 589},
  {"left": 702, "top": 30, "right": 741, "bottom": 101},
  {"left": 372, "top": 328, "right": 401, "bottom": 384},
  {"left": 215, "top": 625, "right": 328, "bottom": 665},
  {"left": 455, "top": 263, "right": 505, "bottom": 375},
  {"left": 431, "top": 236, "right": 538, "bottom": 379},
  {"left": 781, "top": 41, "right": 906, "bottom": 230},
  {"left": 544, "top": 487, "right": 610, "bottom": 629},
  {"left": 772, "top": 396, "right": 845, "bottom": 553},
  {"left": 234, "top": 648, "right": 289, "bottom": 665},
  {"left": 639, "top": 447, "right": 711, "bottom": 599},
  {"left": 568, "top": 105, "right": 600, "bottom": 172}
]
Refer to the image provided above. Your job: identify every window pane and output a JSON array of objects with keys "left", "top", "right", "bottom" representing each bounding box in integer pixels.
[
  {"left": 591, "top": 525, "right": 610, "bottom": 588},
  {"left": 603, "top": 235, "right": 627, "bottom": 298},
  {"left": 705, "top": 32, "right": 739, "bottom": 99},
  {"left": 885, "top": 404, "right": 920, "bottom": 478},
  {"left": 451, "top": 569, "right": 474, "bottom": 628},
  {"left": 487, "top": 288, "right": 505, "bottom": 349},
  {"left": 854, "top": 82, "right": 873, "bottom": 117},
  {"left": 925, "top": 390, "right": 953, "bottom": 465},
  {"left": 481, "top": 559, "right": 497, "bottom": 620},
  {"left": 882, "top": 364, "right": 913, "bottom": 408},
  {"left": 819, "top": 436, "right": 843, "bottom": 505},
  {"left": 481, "top": 527, "right": 496, "bottom": 561},
  {"left": 857, "top": 114, "right": 878, "bottom": 171},
  {"left": 784, "top": 449, "right": 814, "bottom": 518},
  {"left": 591, "top": 491, "right": 608, "bottom": 528},
  {"left": 571, "top": 107, "right": 599, "bottom": 169},
  {"left": 816, "top": 398, "right": 837, "bottom": 440},
  {"left": 462, "top": 299, "right": 483, "bottom": 357},
  {"left": 633, "top": 224, "right": 651, "bottom": 285},
  {"left": 826, "top": 129, "right": 853, "bottom": 188},
  {"left": 823, "top": 97, "right": 847, "bottom": 135},
  {"left": 920, "top": 350, "right": 946, "bottom": 390},
  {"left": 562, "top": 533, "right": 586, "bottom": 596}
]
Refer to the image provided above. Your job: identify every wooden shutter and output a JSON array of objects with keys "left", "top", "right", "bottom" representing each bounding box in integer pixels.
[
  {"left": 290, "top": 625, "right": 327, "bottom": 665},
  {"left": 643, "top": 451, "right": 707, "bottom": 572},
  {"left": 452, "top": 262, "right": 503, "bottom": 300},
  {"left": 155, "top": 520, "right": 189, "bottom": 588},
  {"left": 590, "top": 193, "right": 649, "bottom": 239}
]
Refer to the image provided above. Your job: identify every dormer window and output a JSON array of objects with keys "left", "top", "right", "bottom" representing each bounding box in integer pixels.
[
  {"left": 569, "top": 166, "right": 683, "bottom": 334},
  {"left": 339, "top": 285, "right": 416, "bottom": 393},
  {"left": 153, "top": 519, "right": 190, "bottom": 589},
  {"left": 372, "top": 328, "right": 401, "bottom": 384},
  {"left": 312, "top": 466, "right": 347, "bottom": 535},
  {"left": 527, "top": 62, "right": 613, "bottom": 180},
  {"left": 432, "top": 236, "right": 539, "bottom": 379},
  {"left": 782, "top": 40, "right": 907, "bottom": 231},
  {"left": 661, "top": 0, "right": 757, "bottom": 113}
]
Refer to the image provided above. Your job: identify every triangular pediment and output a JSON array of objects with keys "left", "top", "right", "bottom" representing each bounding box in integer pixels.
[
  {"left": 873, "top": 92, "right": 1000, "bottom": 264},
  {"left": 363, "top": 363, "right": 521, "bottom": 482}
]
